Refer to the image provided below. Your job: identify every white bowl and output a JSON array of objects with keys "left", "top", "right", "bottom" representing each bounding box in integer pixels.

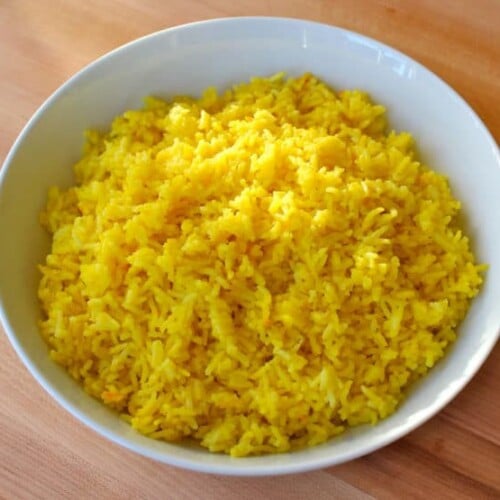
[{"left": 0, "top": 17, "right": 499, "bottom": 476}]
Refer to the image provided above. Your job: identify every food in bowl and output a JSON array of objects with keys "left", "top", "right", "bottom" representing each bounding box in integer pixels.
[{"left": 38, "top": 73, "right": 483, "bottom": 457}]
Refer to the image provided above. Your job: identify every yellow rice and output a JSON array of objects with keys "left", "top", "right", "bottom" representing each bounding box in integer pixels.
[{"left": 38, "top": 73, "right": 483, "bottom": 457}]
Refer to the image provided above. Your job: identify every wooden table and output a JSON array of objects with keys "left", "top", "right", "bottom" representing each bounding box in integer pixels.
[{"left": 1, "top": 1, "right": 499, "bottom": 498}]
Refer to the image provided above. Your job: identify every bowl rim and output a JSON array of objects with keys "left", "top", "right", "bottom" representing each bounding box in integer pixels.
[{"left": 0, "top": 16, "right": 499, "bottom": 476}]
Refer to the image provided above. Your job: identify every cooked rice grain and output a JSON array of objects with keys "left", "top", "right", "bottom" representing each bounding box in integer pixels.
[{"left": 38, "top": 73, "right": 483, "bottom": 456}]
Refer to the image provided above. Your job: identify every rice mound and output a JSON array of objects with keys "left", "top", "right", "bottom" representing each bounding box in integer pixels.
[{"left": 38, "top": 73, "right": 483, "bottom": 456}]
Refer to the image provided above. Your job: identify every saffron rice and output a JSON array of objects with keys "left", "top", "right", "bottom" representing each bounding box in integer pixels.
[{"left": 38, "top": 73, "right": 483, "bottom": 456}]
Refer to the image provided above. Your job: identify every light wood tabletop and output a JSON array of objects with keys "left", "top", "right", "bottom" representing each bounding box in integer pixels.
[{"left": 0, "top": 1, "right": 499, "bottom": 498}]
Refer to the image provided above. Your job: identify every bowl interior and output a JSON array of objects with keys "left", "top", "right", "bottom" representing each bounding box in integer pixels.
[{"left": 0, "top": 17, "right": 499, "bottom": 475}]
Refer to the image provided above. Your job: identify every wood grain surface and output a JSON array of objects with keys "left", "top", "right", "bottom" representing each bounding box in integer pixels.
[{"left": 1, "top": 1, "right": 499, "bottom": 498}]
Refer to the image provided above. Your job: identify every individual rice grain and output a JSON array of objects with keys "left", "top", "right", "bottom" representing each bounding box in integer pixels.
[{"left": 38, "top": 73, "right": 484, "bottom": 456}]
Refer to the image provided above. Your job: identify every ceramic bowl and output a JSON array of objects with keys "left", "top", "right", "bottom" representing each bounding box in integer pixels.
[{"left": 0, "top": 17, "right": 499, "bottom": 475}]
